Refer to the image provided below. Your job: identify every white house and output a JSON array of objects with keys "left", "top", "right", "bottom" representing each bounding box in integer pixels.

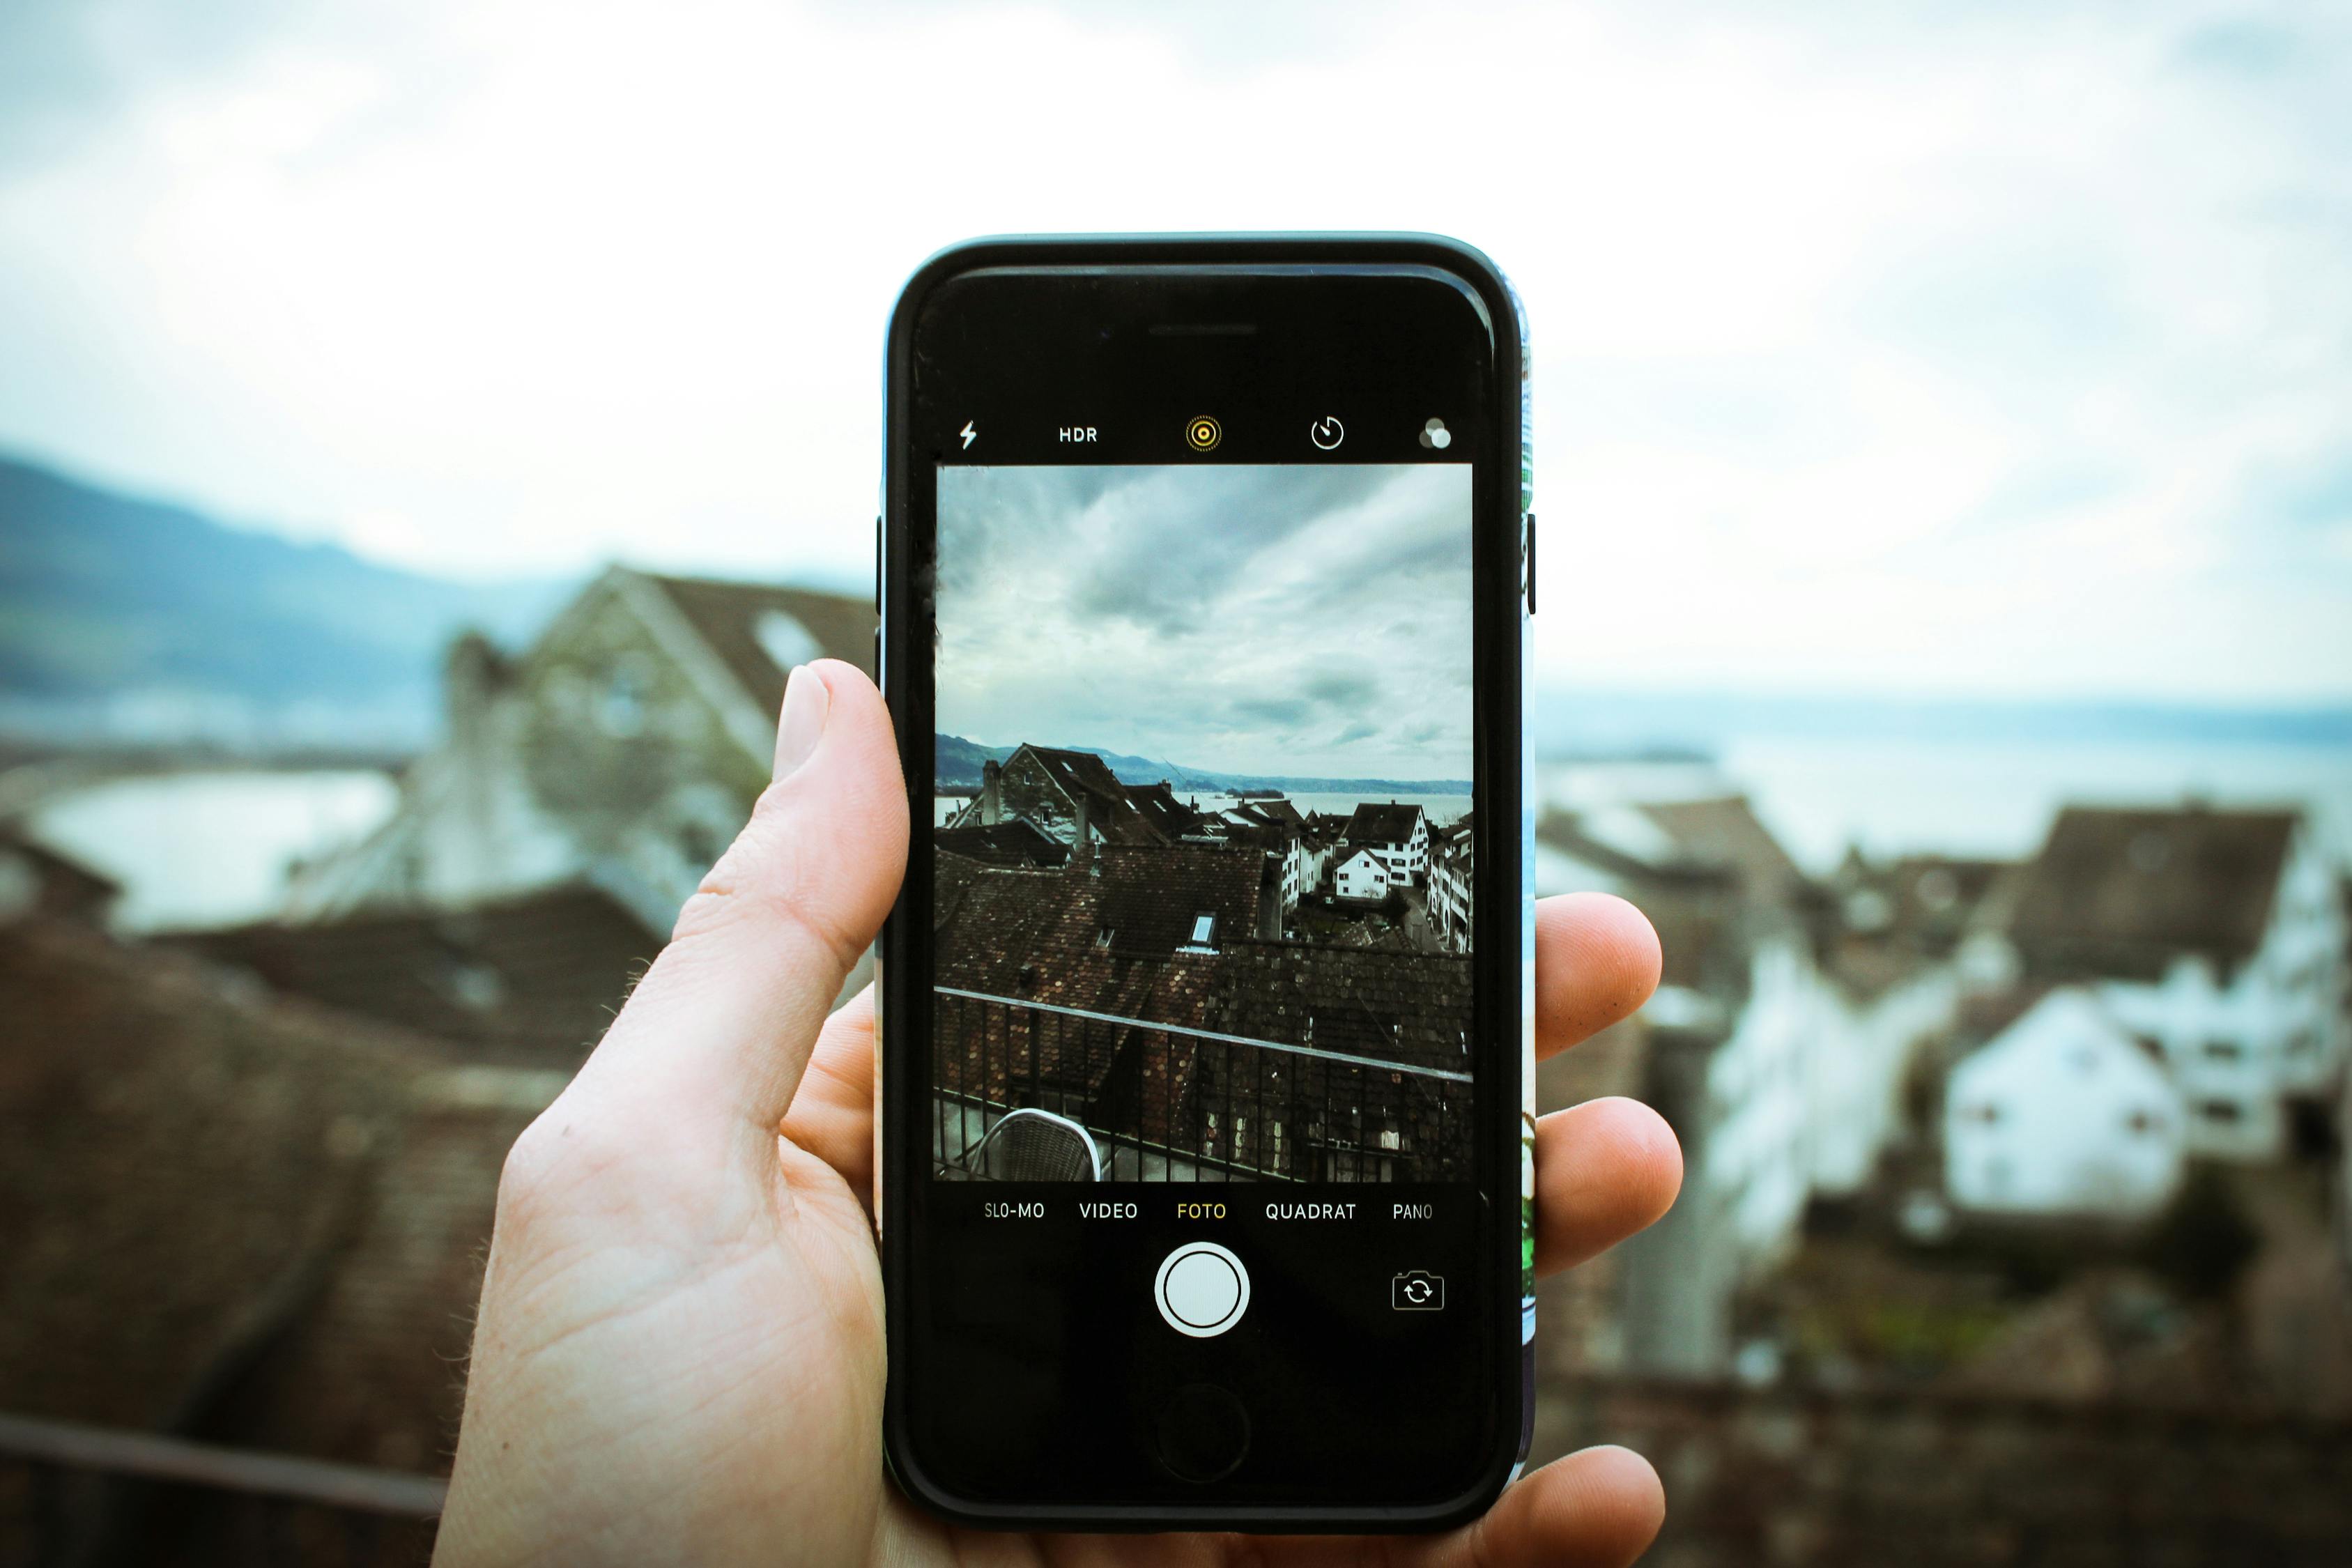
[
  {"left": 1334, "top": 847, "right": 1392, "bottom": 903},
  {"left": 1944, "top": 988, "right": 2186, "bottom": 1220},
  {"left": 1427, "top": 815, "right": 1475, "bottom": 954},
  {"left": 1804, "top": 854, "right": 2017, "bottom": 1199},
  {"left": 1340, "top": 803, "right": 1429, "bottom": 884},
  {"left": 2002, "top": 806, "right": 2348, "bottom": 1162},
  {"left": 1537, "top": 797, "right": 1820, "bottom": 1376},
  {"left": 284, "top": 567, "right": 874, "bottom": 938}
]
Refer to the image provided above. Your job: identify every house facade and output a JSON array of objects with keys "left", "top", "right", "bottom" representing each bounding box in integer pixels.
[
  {"left": 1427, "top": 814, "right": 1475, "bottom": 954},
  {"left": 1943, "top": 988, "right": 2185, "bottom": 1220},
  {"left": 1340, "top": 802, "right": 1429, "bottom": 884},
  {"left": 2001, "top": 805, "right": 2348, "bottom": 1162},
  {"left": 947, "top": 745, "right": 1182, "bottom": 849},
  {"left": 284, "top": 567, "right": 873, "bottom": 937},
  {"left": 1334, "top": 847, "right": 1392, "bottom": 904}
]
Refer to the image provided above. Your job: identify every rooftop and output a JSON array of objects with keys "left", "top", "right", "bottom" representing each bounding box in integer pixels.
[{"left": 2007, "top": 804, "right": 2301, "bottom": 978}]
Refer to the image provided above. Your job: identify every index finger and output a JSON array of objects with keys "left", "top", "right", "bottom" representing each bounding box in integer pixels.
[{"left": 1536, "top": 892, "right": 1661, "bottom": 1059}]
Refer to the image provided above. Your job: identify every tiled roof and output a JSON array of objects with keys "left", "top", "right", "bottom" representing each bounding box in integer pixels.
[
  {"left": 1213, "top": 944, "right": 1473, "bottom": 1072},
  {"left": 1344, "top": 801, "right": 1427, "bottom": 845},
  {"left": 1119, "top": 780, "right": 1206, "bottom": 840},
  {"left": 0, "top": 918, "right": 540, "bottom": 1473},
  {"left": 1636, "top": 796, "right": 1807, "bottom": 906},
  {"left": 640, "top": 574, "right": 875, "bottom": 717},
  {"left": 2007, "top": 805, "right": 2298, "bottom": 978},
  {"left": 165, "top": 884, "right": 661, "bottom": 1069},
  {"left": 1090, "top": 844, "right": 1264, "bottom": 956},
  {"left": 933, "top": 819, "right": 1068, "bottom": 868},
  {"left": 1017, "top": 744, "right": 1167, "bottom": 846}
]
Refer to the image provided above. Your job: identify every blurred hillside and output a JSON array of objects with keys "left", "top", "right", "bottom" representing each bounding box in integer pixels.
[{"left": 0, "top": 454, "right": 566, "bottom": 748}]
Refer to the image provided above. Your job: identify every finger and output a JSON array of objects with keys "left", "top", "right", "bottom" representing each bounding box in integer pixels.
[
  {"left": 1443, "top": 1444, "right": 1666, "bottom": 1568},
  {"left": 563, "top": 660, "right": 907, "bottom": 1161},
  {"left": 779, "top": 985, "right": 877, "bottom": 1198},
  {"left": 1534, "top": 1096, "right": 1682, "bottom": 1276},
  {"left": 1535, "top": 893, "right": 1660, "bottom": 1061},
  {"left": 1224, "top": 1443, "right": 1664, "bottom": 1568}
]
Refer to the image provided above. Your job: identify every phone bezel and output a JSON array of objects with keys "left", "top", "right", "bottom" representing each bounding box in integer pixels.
[{"left": 877, "top": 233, "right": 1530, "bottom": 1532}]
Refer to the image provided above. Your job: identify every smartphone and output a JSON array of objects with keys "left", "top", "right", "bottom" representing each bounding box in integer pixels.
[{"left": 877, "top": 234, "right": 1534, "bottom": 1530}]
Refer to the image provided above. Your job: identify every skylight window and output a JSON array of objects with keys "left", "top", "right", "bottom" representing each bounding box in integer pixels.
[{"left": 1190, "top": 914, "right": 1216, "bottom": 944}]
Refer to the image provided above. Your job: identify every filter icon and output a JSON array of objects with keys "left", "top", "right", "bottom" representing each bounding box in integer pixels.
[{"left": 1185, "top": 415, "right": 1223, "bottom": 452}]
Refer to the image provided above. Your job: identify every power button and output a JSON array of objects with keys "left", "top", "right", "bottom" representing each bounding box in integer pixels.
[{"left": 1522, "top": 513, "right": 1537, "bottom": 614}]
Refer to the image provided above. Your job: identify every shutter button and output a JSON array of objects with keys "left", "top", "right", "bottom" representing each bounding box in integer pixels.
[{"left": 1153, "top": 1242, "right": 1248, "bottom": 1337}]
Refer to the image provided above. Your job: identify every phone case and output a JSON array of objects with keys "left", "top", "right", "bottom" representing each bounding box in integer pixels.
[{"left": 876, "top": 233, "right": 1533, "bottom": 1532}]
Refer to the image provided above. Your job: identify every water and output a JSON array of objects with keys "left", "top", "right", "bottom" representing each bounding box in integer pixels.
[
  {"left": 1193, "top": 791, "right": 1473, "bottom": 826},
  {"left": 29, "top": 769, "right": 400, "bottom": 931},
  {"left": 934, "top": 791, "right": 1475, "bottom": 827},
  {"left": 1547, "top": 737, "right": 2352, "bottom": 874}
]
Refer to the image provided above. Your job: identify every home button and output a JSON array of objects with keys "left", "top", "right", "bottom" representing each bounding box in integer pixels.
[{"left": 1154, "top": 1383, "right": 1251, "bottom": 1484}]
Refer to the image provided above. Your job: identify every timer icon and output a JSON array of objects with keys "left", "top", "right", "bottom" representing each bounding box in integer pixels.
[{"left": 1309, "top": 415, "right": 1345, "bottom": 451}]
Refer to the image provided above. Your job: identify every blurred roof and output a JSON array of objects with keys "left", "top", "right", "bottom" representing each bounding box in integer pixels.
[
  {"left": 164, "top": 884, "right": 660, "bottom": 1069},
  {"left": 1635, "top": 795, "right": 1807, "bottom": 907},
  {"left": 0, "top": 820, "right": 118, "bottom": 925},
  {"left": 2008, "top": 805, "right": 2300, "bottom": 978},
  {"left": 0, "top": 918, "right": 548, "bottom": 1468},
  {"left": 637, "top": 572, "right": 875, "bottom": 716}
]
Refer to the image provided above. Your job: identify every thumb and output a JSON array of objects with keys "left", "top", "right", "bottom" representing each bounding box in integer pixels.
[{"left": 564, "top": 659, "right": 907, "bottom": 1165}]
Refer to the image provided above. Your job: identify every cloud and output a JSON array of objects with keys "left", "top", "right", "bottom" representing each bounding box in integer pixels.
[
  {"left": 0, "top": 0, "right": 2346, "bottom": 698},
  {"left": 937, "top": 463, "right": 1473, "bottom": 778}
]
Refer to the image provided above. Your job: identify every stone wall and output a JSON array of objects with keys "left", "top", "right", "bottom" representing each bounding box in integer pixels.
[{"left": 1530, "top": 1376, "right": 2352, "bottom": 1567}]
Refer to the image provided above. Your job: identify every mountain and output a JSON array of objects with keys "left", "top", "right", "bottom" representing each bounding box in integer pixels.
[
  {"left": 0, "top": 454, "right": 567, "bottom": 747},
  {"left": 933, "top": 734, "right": 1472, "bottom": 794}
]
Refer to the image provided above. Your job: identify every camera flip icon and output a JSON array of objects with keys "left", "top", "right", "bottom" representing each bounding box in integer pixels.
[{"left": 1391, "top": 1270, "right": 1445, "bottom": 1312}]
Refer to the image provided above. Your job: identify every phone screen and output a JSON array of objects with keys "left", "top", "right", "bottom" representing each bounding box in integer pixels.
[
  {"left": 931, "top": 458, "right": 1477, "bottom": 1192},
  {"left": 885, "top": 256, "right": 1524, "bottom": 1520}
]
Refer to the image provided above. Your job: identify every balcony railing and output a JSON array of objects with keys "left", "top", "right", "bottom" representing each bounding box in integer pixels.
[
  {"left": 932, "top": 986, "right": 1473, "bottom": 1182},
  {"left": 0, "top": 1411, "right": 444, "bottom": 1567}
]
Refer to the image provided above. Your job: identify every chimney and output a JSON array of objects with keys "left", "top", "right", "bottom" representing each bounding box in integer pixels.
[
  {"left": 1072, "top": 791, "right": 1095, "bottom": 873},
  {"left": 980, "top": 759, "right": 1002, "bottom": 825},
  {"left": 1257, "top": 856, "right": 1283, "bottom": 939}
]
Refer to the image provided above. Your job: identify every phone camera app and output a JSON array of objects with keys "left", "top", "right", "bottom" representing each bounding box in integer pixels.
[{"left": 1391, "top": 1270, "right": 1445, "bottom": 1311}]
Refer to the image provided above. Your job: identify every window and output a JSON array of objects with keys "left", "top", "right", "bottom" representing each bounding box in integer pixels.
[
  {"left": 2197, "top": 1099, "right": 2243, "bottom": 1123},
  {"left": 599, "top": 659, "right": 650, "bottom": 737},
  {"left": 1190, "top": 914, "right": 1215, "bottom": 944},
  {"left": 2203, "top": 1039, "right": 2243, "bottom": 1062},
  {"left": 1094, "top": 926, "right": 1115, "bottom": 948}
]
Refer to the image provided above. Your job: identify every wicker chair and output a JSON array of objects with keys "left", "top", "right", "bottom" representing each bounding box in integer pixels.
[{"left": 962, "top": 1107, "right": 1105, "bottom": 1182}]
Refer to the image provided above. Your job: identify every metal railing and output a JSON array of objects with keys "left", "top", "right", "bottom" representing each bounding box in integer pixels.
[
  {"left": 0, "top": 1411, "right": 443, "bottom": 1568},
  {"left": 931, "top": 987, "right": 1473, "bottom": 1183}
]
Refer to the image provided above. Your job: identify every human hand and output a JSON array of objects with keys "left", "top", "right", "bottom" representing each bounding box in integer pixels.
[{"left": 435, "top": 659, "right": 1682, "bottom": 1567}]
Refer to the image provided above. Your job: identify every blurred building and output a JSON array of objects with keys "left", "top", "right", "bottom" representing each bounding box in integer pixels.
[
  {"left": 1999, "top": 805, "right": 2348, "bottom": 1162},
  {"left": 1536, "top": 796, "right": 2006, "bottom": 1376},
  {"left": 0, "top": 866, "right": 550, "bottom": 1562},
  {"left": 1942, "top": 987, "right": 2186, "bottom": 1220},
  {"left": 1538, "top": 798, "right": 1817, "bottom": 1376},
  {"left": 164, "top": 883, "right": 663, "bottom": 1072},
  {"left": 286, "top": 567, "right": 873, "bottom": 937}
]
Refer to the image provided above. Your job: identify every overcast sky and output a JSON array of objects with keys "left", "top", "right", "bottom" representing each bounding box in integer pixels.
[
  {"left": 1, "top": 1, "right": 2347, "bottom": 702},
  {"left": 937, "top": 464, "right": 1472, "bottom": 778}
]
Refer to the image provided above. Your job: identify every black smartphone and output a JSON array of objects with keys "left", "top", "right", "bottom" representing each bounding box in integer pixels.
[{"left": 877, "top": 233, "right": 1533, "bottom": 1531}]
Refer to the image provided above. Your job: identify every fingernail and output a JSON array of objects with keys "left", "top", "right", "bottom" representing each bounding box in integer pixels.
[{"left": 774, "top": 664, "right": 831, "bottom": 780}]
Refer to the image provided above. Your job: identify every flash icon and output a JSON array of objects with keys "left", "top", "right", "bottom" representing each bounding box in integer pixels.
[{"left": 958, "top": 420, "right": 976, "bottom": 449}]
